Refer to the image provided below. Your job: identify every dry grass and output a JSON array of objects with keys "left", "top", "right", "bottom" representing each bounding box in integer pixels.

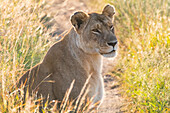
[
  {"left": 0, "top": 0, "right": 52, "bottom": 112},
  {"left": 106, "top": 0, "right": 169, "bottom": 112},
  {"left": 0, "top": 0, "right": 96, "bottom": 112}
]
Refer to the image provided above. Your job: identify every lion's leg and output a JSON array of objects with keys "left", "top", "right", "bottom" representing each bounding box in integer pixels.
[{"left": 86, "top": 76, "right": 104, "bottom": 111}]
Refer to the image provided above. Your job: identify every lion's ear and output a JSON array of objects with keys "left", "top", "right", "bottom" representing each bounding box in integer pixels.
[
  {"left": 71, "top": 11, "right": 88, "bottom": 34},
  {"left": 102, "top": 4, "right": 115, "bottom": 19}
]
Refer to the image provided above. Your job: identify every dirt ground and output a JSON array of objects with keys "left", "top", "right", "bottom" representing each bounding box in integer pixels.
[{"left": 43, "top": 0, "right": 125, "bottom": 112}]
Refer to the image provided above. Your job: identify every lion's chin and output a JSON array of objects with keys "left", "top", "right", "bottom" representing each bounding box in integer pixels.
[{"left": 100, "top": 50, "right": 117, "bottom": 58}]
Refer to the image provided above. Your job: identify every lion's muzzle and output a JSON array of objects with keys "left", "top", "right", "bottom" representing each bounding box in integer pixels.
[
  {"left": 107, "top": 40, "right": 118, "bottom": 51},
  {"left": 100, "top": 40, "right": 118, "bottom": 58}
]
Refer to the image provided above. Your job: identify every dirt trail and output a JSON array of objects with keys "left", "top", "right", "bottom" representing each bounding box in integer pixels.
[{"left": 43, "top": 0, "right": 125, "bottom": 112}]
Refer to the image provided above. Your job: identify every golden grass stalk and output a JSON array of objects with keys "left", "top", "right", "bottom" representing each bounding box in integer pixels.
[{"left": 59, "top": 80, "right": 75, "bottom": 112}]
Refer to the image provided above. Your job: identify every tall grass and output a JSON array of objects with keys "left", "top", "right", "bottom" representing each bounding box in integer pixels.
[
  {"left": 0, "top": 0, "right": 52, "bottom": 112},
  {"left": 0, "top": 0, "right": 98, "bottom": 112},
  {"left": 107, "top": 0, "right": 169, "bottom": 112}
]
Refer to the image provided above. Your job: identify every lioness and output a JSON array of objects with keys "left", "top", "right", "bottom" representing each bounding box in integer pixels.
[{"left": 17, "top": 4, "right": 118, "bottom": 110}]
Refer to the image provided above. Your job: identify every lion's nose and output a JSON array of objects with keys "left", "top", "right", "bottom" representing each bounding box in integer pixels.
[{"left": 107, "top": 41, "right": 118, "bottom": 48}]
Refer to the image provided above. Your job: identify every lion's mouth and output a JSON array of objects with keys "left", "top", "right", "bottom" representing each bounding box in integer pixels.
[
  {"left": 100, "top": 42, "right": 118, "bottom": 56},
  {"left": 100, "top": 49, "right": 116, "bottom": 55},
  {"left": 100, "top": 49, "right": 117, "bottom": 58}
]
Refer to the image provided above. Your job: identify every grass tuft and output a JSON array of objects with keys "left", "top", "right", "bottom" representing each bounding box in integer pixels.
[
  {"left": 107, "top": 0, "right": 169, "bottom": 112},
  {"left": 0, "top": 0, "right": 52, "bottom": 112}
]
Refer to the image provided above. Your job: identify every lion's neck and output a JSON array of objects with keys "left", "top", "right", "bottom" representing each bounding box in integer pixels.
[{"left": 67, "top": 28, "right": 103, "bottom": 77}]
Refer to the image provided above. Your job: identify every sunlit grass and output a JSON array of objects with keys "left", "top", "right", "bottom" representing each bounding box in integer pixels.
[
  {"left": 0, "top": 0, "right": 98, "bottom": 112},
  {"left": 107, "top": 0, "right": 169, "bottom": 112},
  {"left": 0, "top": 0, "right": 52, "bottom": 112}
]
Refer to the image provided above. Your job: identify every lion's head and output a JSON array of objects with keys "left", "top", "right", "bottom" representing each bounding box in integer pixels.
[{"left": 71, "top": 5, "right": 118, "bottom": 58}]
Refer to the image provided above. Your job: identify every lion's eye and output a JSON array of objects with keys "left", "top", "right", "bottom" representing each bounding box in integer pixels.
[{"left": 92, "top": 29, "right": 101, "bottom": 35}]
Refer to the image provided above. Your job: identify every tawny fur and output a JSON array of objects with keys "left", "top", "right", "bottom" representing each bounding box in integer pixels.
[{"left": 17, "top": 4, "right": 117, "bottom": 109}]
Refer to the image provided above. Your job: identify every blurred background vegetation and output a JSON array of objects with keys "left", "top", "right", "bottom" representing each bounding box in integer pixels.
[
  {"left": 0, "top": 0, "right": 169, "bottom": 112},
  {"left": 106, "top": 0, "right": 169, "bottom": 112}
]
